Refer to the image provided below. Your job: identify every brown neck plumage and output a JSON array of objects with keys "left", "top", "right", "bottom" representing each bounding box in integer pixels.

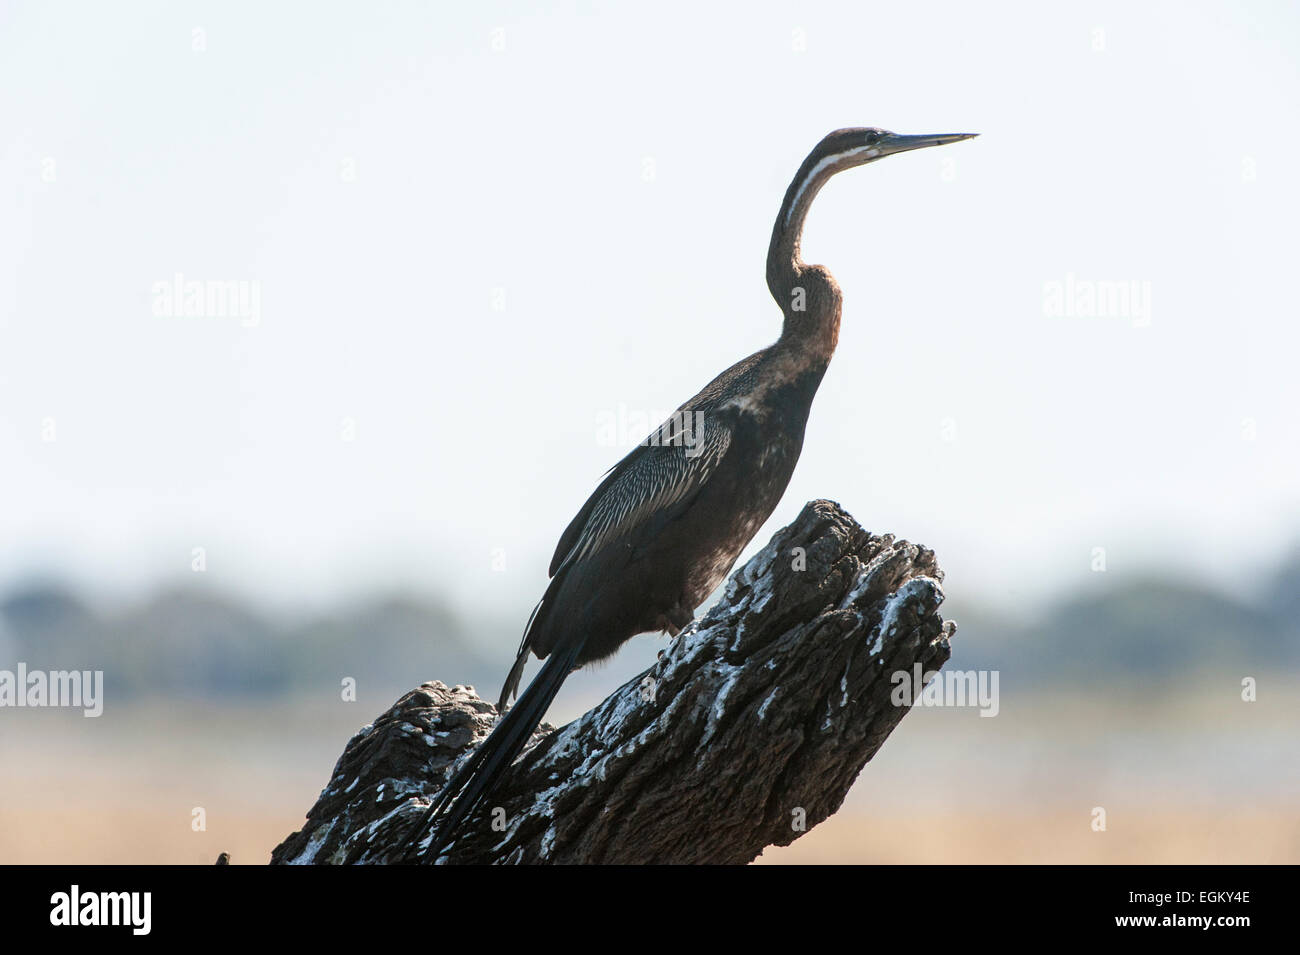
[{"left": 766, "top": 148, "right": 846, "bottom": 367}]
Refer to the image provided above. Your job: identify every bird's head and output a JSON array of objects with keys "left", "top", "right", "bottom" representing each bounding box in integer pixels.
[
  {"left": 810, "top": 127, "right": 977, "bottom": 173},
  {"left": 769, "top": 127, "right": 977, "bottom": 286},
  {"left": 782, "top": 128, "right": 977, "bottom": 230},
  {"left": 767, "top": 126, "right": 977, "bottom": 348}
]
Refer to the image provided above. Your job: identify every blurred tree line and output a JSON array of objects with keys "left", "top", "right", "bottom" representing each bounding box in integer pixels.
[{"left": 2, "top": 548, "right": 1297, "bottom": 700}]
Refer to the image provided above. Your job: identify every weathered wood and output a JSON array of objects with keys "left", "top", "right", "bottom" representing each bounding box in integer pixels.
[{"left": 271, "top": 499, "right": 954, "bottom": 865}]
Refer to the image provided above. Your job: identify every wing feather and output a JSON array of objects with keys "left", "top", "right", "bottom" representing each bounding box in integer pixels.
[{"left": 548, "top": 413, "right": 732, "bottom": 576}]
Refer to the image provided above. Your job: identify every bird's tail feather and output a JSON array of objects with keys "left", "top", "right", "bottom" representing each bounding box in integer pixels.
[
  {"left": 497, "top": 644, "right": 531, "bottom": 711},
  {"left": 407, "top": 638, "right": 584, "bottom": 863}
]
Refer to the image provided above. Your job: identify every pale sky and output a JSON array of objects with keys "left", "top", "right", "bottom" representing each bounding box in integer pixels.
[{"left": 3, "top": 1, "right": 1298, "bottom": 636}]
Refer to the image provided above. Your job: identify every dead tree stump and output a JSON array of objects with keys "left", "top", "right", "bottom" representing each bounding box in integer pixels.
[{"left": 271, "top": 499, "right": 954, "bottom": 864}]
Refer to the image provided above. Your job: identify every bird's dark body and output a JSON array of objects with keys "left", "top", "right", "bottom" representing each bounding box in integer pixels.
[
  {"left": 407, "top": 126, "right": 974, "bottom": 862},
  {"left": 529, "top": 348, "right": 829, "bottom": 668}
]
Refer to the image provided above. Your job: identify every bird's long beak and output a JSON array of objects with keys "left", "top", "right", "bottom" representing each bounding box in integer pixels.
[{"left": 876, "top": 132, "right": 978, "bottom": 157}]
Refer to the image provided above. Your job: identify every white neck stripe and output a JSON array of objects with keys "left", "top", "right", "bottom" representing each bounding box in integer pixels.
[{"left": 784, "top": 145, "right": 880, "bottom": 228}]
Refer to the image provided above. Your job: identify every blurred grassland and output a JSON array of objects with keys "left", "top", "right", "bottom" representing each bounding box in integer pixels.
[{"left": 3, "top": 676, "right": 1295, "bottom": 865}]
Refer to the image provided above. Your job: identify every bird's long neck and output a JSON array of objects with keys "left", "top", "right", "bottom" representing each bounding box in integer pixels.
[
  {"left": 766, "top": 148, "right": 847, "bottom": 297},
  {"left": 765, "top": 151, "right": 845, "bottom": 366}
]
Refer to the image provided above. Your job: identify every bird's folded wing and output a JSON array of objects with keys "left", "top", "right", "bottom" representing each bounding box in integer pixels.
[{"left": 548, "top": 412, "right": 733, "bottom": 577}]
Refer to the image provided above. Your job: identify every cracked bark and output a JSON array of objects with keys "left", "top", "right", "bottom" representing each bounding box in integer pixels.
[{"left": 270, "top": 499, "right": 954, "bottom": 865}]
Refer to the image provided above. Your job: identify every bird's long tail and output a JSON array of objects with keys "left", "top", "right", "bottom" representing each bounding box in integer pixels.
[{"left": 406, "top": 638, "right": 585, "bottom": 863}]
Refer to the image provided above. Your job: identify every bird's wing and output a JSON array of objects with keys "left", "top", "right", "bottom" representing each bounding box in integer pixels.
[
  {"left": 497, "top": 411, "right": 733, "bottom": 704},
  {"left": 548, "top": 409, "right": 733, "bottom": 577}
]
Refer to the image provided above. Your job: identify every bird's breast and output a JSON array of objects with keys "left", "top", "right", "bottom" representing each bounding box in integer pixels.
[{"left": 679, "top": 410, "right": 808, "bottom": 607}]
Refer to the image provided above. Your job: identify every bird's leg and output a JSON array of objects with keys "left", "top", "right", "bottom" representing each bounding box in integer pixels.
[
  {"left": 655, "top": 603, "right": 696, "bottom": 638},
  {"left": 654, "top": 604, "right": 695, "bottom": 663},
  {"left": 656, "top": 619, "right": 681, "bottom": 638}
]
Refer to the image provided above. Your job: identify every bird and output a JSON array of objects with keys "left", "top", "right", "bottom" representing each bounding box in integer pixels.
[{"left": 407, "top": 127, "right": 975, "bottom": 863}]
